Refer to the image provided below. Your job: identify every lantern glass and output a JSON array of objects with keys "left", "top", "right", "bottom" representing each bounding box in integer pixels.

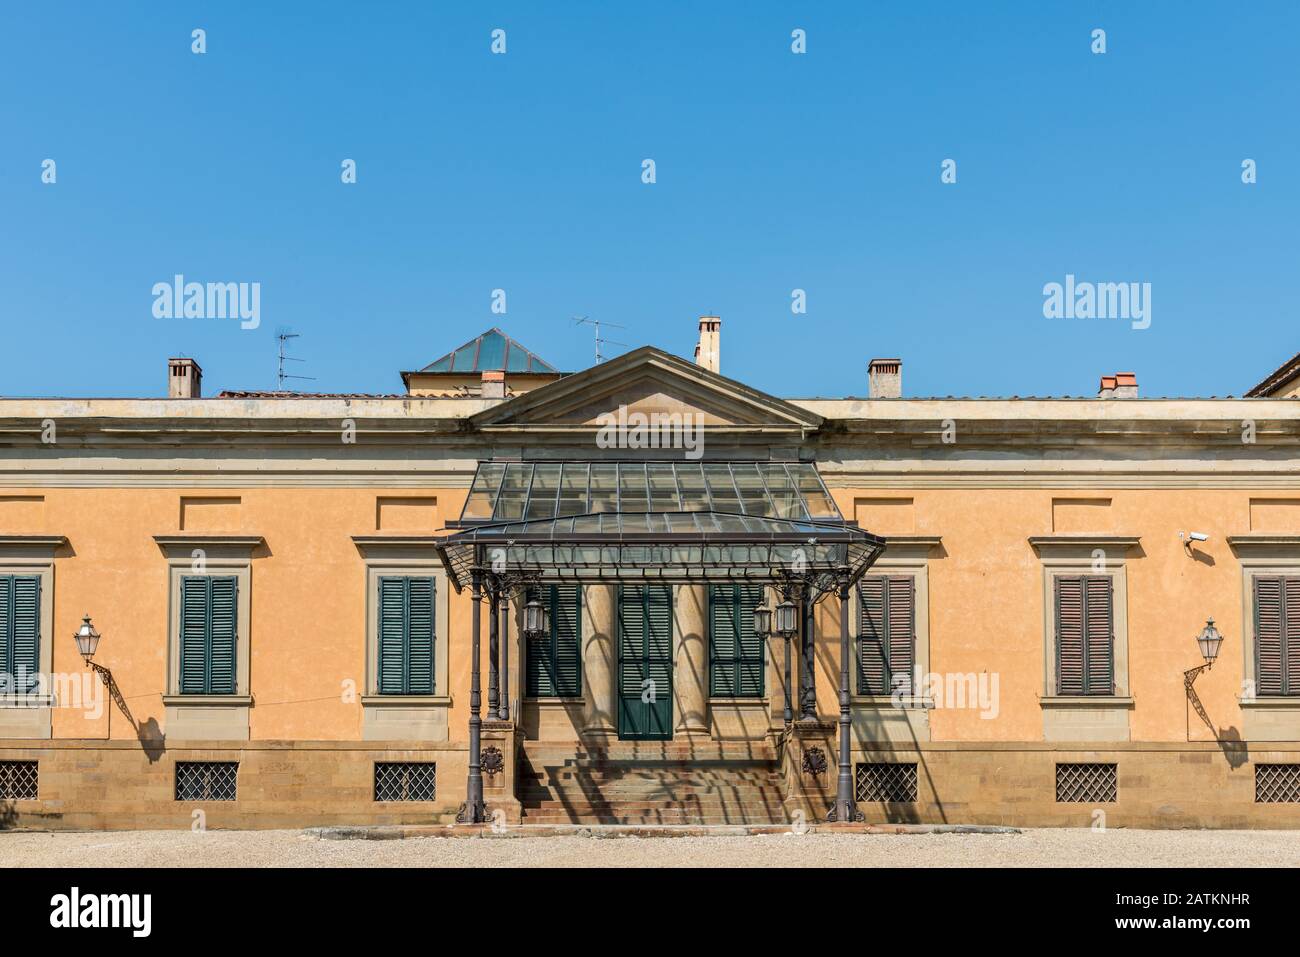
[
  {"left": 753, "top": 605, "right": 772, "bottom": 638},
  {"left": 775, "top": 600, "right": 797, "bottom": 637},
  {"left": 524, "top": 597, "right": 548, "bottom": 637},
  {"left": 74, "top": 615, "right": 101, "bottom": 660},
  {"left": 1197, "top": 618, "right": 1223, "bottom": 663}
]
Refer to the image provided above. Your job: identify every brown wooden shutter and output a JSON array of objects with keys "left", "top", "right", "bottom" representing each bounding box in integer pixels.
[
  {"left": 887, "top": 577, "right": 916, "bottom": 694},
  {"left": 1255, "top": 576, "right": 1284, "bottom": 696},
  {"left": 1055, "top": 576, "right": 1085, "bottom": 695},
  {"left": 858, "top": 578, "right": 888, "bottom": 695},
  {"left": 1084, "top": 575, "right": 1114, "bottom": 696},
  {"left": 1286, "top": 578, "right": 1300, "bottom": 696}
]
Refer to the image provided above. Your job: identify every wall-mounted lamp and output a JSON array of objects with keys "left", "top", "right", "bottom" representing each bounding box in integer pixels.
[
  {"left": 73, "top": 614, "right": 102, "bottom": 663},
  {"left": 1196, "top": 618, "right": 1223, "bottom": 666}
]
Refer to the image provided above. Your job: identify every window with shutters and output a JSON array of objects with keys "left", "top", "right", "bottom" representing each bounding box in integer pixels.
[
  {"left": 1252, "top": 576, "right": 1300, "bottom": 696},
  {"left": 376, "top": 576, "right": 436, "bottom": 695},
  {"left": 178, "top": 575, "right": 239, "bottom": 695},
  {"left": 857, "top": 575, "right": 916, "bottom": 696},
  {"left": 709, "top": 583, "right": 765, "bottom": 697},
  {"left": 0, "top": 575, "right": 42, "bottom": 696},
  {"left": 1053, "top": 575, "right": 1114, "bottom": 696},
  {"left": 525, "top": 584, "right": 582, "bottom": 698}
]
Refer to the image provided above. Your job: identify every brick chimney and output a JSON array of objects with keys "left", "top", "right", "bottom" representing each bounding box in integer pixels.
[
  {"left": 1098, "top": 372, "right": 1137, "bottom": 399},
  {"left": 694, "top": 316, "right": 720, "bottom": 374},
  {"left": 168, "top": 357, "right": 202, "bottom": 398},
  {"left": 868, "top": 358, "right": 902, "bottom": 398},
  {"left": 481, "top": 370, "right": 506, "bottom": 400}
]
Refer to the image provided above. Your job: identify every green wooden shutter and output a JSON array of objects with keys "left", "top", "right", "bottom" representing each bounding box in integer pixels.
[
  {"left": 858, "top": 577, "right": 889, "bottom": 695},
  {"left": 208, "top": 577, "right": 238, "bottom": 695},
  {"left": 551, "top": 585, "right": 582, "bottom": 697},
  {"left": 645, "top": 585, "right": 673, "bottom": 708},
  {"left": 710, "top": 584, "right": 764, "bottom": 697},
  {"left": 618, "top": 585, "right": 645, "bottom": 697},
  {"left": 179, "top": 576, "right": 211, "bottom": 694},
  {"left": 0, "top": 576, "right": 41, "bottom": 695},
  {"left": 525, "top": 586, "right": 553, "bottom": 697},
  {"left": 179, "top": 576, "right": 238, "bottom": 695},
  {"left": 406, "top": 577, "right": 435, "bottom": 695},
  {"left": 377, "top": 577, "right": 407, "bottom": 694},
  {"left": 1055, "top": 576, "right": 1086, "bottom": 695},
  {"left": 1256, "top": 576, "right": 1285, "bottom": 695},
  {"left": 735, "top": 584, "right": 764, "bottom": 697}
]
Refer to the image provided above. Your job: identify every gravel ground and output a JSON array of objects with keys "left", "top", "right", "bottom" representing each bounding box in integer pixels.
[{"left": 2, "top": 828, "right": 1299, "bottom": 867}]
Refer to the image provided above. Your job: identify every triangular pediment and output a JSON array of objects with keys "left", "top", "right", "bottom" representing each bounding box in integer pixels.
[{"left": 469, "top": 347, "right": 822, "bottom": 432}]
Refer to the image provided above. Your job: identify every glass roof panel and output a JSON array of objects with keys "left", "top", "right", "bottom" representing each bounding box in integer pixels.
[
  {"left": 789, "top": 462, "right": 839, "bottom": 519},
  {"left": 675, "top": 463, "right": 711, "bottom": 510},
  {"left": 703, "top": 464, "right": 742, "bottom": 513},
  {"left": 476, "top": 331, "right": 506, "bottom": 371},
  {"left": 589, "top": 464, "right": 618, "bottom": 513},
  {"left": 556, "top": 463, "right": 590, "bottom": 517},
  {"left": 732, "top": 464, "right": 773, "bottom": 517},
  {"left": 495, "top": 463, "right": 532, "bottom": 520},
  {"left": 524, "top": 464, "right": 561, "bottom": 519},
  {"left": 462, "top": 462, "right": 506, "bottom": 520},
  {"left": 618, "top": 464, "right": 649, "bottom": 512},
  {"left": 647, "top": 464, "right": 681, "bottom": 511}
]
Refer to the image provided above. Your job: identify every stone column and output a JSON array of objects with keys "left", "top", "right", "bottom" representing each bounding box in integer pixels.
[
  {"left": 675, "top": 583, "right": 710, "bottom": 738},
  {"left": 582, "top": 584, "right": 617, "bottom": 739}
]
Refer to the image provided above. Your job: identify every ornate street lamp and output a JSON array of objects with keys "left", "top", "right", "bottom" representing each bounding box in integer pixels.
[
  {"left": 1197, "top": 618, "right": 1223, "bottom": 665},
  {"left": 752, "top": 604, "right": 772, "bottom": 639},
  {"left": 523, "top": 595, "right": 549, "bottom": 638},
  {"left": 73, "top": 614, "right": 102, "bottom": 663},
  {"left": 775, "top": 599, "right": 797, "bottom": 639}
]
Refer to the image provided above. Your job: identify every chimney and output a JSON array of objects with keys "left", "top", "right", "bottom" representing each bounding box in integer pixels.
[
  {"left": 168, "top": 357, "right": 202, "bottom": 399},
  {"left": 481, "top": 370, "right": 506, "bottom": 400},
  {"left": 868, "top": 358, "right": 902, "bottom": 398},
  {"left": 694, "top": 316, "right": 720, "bottom": 374},
  {"left": 1097, "top": 372, "right": 1137, "bottom": 399}
]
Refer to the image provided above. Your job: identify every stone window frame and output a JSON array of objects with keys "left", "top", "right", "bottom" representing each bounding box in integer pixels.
[
  {"left": 353, "top": 537, "right": 451, "bottom": 742},
  {"left": 1228, "top": 536, "right": 1300, "bottom": 741},
  {"left": 1031, "top": 536, "right": 1137, "bottom": 743},
  {"left": 156, "top": 535, "right": 260, "bottom": 741},
  {"left": 0, "top": 537, "right": 65, "bottom": 739},
  {"left": 849, "top": 536, "right": 939, "bottom": 709}
]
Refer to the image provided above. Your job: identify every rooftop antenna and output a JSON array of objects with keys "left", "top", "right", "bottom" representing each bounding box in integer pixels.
[
  {"left": 572, "top": 316, "right": 628, "bottom": 364},
  {"left": 276, "top": 329, "right": 316, "bottom": 392}
]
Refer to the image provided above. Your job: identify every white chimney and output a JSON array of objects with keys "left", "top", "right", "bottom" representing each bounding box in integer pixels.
[
  {"left": 694, "top": 316, "right": 720, "bottom": 374},
  {"left": 868, "top": 358, "right": 901, "bottom": 398},
  {"left": 168, "top": 357, "right": 202, "bottom": 399}
]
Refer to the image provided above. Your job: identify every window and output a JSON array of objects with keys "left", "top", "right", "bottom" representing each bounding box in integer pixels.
[
  {"left": 1055, "top": 763, "right": 1117, "bottom": 803},
  {"left": 174, "top": 761, "right": 238, "bottom": 801},
  {"left": 1252, "top": 576, "right": 1300, "bottom": 696},
  {"left": 0, "top": 576, "right": 41, "bottom": 695},
  {"left": 525, "top": 584, "right": 581, "bottom": 698},
  {"left": 1054, "top": 575, "right": 1114, "bottom": 696},
  {"left": 1256, "top": 764, "right": 1300, "bottom": 803},
  {"left": 377, "top": 576, "right": 435, "bottom": 695},
  {"left": 178, "top": 576, "right": 239, "bottom": 695},
  {"left": 374, "top": 762, "right": 436, "bottom": 801},
  {"left": 709, "top": 583, "right": 765, "bottom": 697},
  {"left": 0, "top": 760, "right": 38, "bottom": 799},
  {"left": 855, "top": 762, "right": 918, "bottom": 802},
  {"left": 858, "top": 576, "right": 915, "bottom": 696}
]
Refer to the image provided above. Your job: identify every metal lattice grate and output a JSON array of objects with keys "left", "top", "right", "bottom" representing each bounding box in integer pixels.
[
  {"left": 1055, "top": 763, "right": 1117, "bottom": 803},
  {"left": 374, "top": 762, "right": 436, "bottom": 802},
  {"left": 0, "top": 760, "right": 38, "bottom": 800},
  {"left": 855, "top": 762, "right": 918, "bottom": 802},
  {"left": 1255, "top": 764, "right": 1300, "bottom": 803},
  {"left": 174, "top": 761, "right": 238, "bottom": 802}
]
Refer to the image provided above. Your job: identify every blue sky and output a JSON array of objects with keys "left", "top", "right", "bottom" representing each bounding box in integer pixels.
[{"left": 1, "top": 1, "right": 1296, "bottom": 399}]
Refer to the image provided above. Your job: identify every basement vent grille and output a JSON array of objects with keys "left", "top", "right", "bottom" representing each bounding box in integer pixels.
[
  {"left": 1255, "top": 764, "right": 1300, "bottom": 803},
  {"left": 175, "top": 761, "right": 238, "bottom": 802},
  {"left": 0, "top": 760, "right": 38, "bottom": 800},
  {"left": 374, "top": 762, "right": 436, "bottom": 802},
  {"left": 855, "top": 762, "right": 918, "bottom": 802},
  {"left": 1055, "top": 763, "right": 1117, "bottom": 803}
]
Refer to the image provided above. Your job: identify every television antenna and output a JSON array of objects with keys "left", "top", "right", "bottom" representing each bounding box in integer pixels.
[
  {"left": 572, "top": 316, "right": 628, "bottom": 364},
  {"left": 276, "top": 330, "right": 316, "bottom": 391}
]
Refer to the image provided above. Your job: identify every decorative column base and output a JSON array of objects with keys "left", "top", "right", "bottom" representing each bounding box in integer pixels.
[{"left": 780, "top": 719, "right": 838, "bottom": 823}]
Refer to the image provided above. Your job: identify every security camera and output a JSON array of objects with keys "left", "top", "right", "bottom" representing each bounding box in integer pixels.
[{"left": 1179, "top": 531, "right": 1209, "bottom": 543}]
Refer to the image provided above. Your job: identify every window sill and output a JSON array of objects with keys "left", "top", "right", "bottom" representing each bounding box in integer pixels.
[
  {"left": 361, "top": 695, "right": 451, "bottom": 707},
  {"left": 0, "top": 695, "right": 54, "bottom": 709},
  {"left": 1240, "top": 697, "right": 1300, "bottom": 709},
  {"left": 708, "top": 697, "right": 767, "bottom": 704},
  {"left": 162, "top": 694, "right": 252, "bottom": 707},
  {"left": 524, "top": 697, "right": 583, "bottom": 704},
  {"left": 852, "top": 695, "right": 935, "bottom": 709},
  {"left": 1040, "top": 695, "right": 1133, "bottom": 709}
]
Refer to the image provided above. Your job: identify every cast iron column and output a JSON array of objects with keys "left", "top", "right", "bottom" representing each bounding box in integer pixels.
[
  {"left": 461, "top": 569, "right": 487, "bottom": 823},
  {"left": 498, "top": 593, "right": 510, "bottom": 721},
  {"left": 783, "top": 633, "right": 793, "bottom": 724},
  {"left": 833, "top": 577, "right": 857, "bottom": 822},
  {"left": 487, "top": 580, "right": 500, "bottom": 717},
  {"left": 800, "top": 592, "right": 817, "bottom": 721}
]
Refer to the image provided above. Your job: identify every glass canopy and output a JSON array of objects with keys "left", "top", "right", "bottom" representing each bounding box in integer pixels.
[
  {"left": 436, "top": 461, "right": 885, "bottom": 591},
  {"left": 458, "top": 461, "right": 842, "bottom": 525}
]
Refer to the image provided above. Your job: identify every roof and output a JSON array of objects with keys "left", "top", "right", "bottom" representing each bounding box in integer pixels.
[
  {"left": 415, "top": 328, "right": 558, "bottom": 375},
  {"left": 216, "top": 391, "right": 404, "bottom": 399},
  {"left": 1246, "top": 350, "right": 1300, "bottom": 397}
]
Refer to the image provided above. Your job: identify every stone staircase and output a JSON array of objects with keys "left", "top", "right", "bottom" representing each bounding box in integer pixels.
[{"left": 518, "top": 740, "right": 789, "bottom": 825}]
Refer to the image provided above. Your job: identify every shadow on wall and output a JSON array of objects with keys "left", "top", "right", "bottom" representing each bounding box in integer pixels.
[
  {"left": 1186, "top": 675, "right": 1249, "bottom": 769},
  {"left": 0, "top": 801, "right": 15, "bottom": 831},
  {"left": 138, "top": 717, "right": 165, "bottom": 764}
]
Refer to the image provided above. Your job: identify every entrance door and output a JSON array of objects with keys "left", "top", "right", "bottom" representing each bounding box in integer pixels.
[{"left": 617, "top": 584, "right": 674, "bottom": 740}]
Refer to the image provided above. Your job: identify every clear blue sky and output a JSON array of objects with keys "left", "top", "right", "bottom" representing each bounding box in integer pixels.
[{"left": 1, "top": 1, "right": 1296, "bottom": 399}]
